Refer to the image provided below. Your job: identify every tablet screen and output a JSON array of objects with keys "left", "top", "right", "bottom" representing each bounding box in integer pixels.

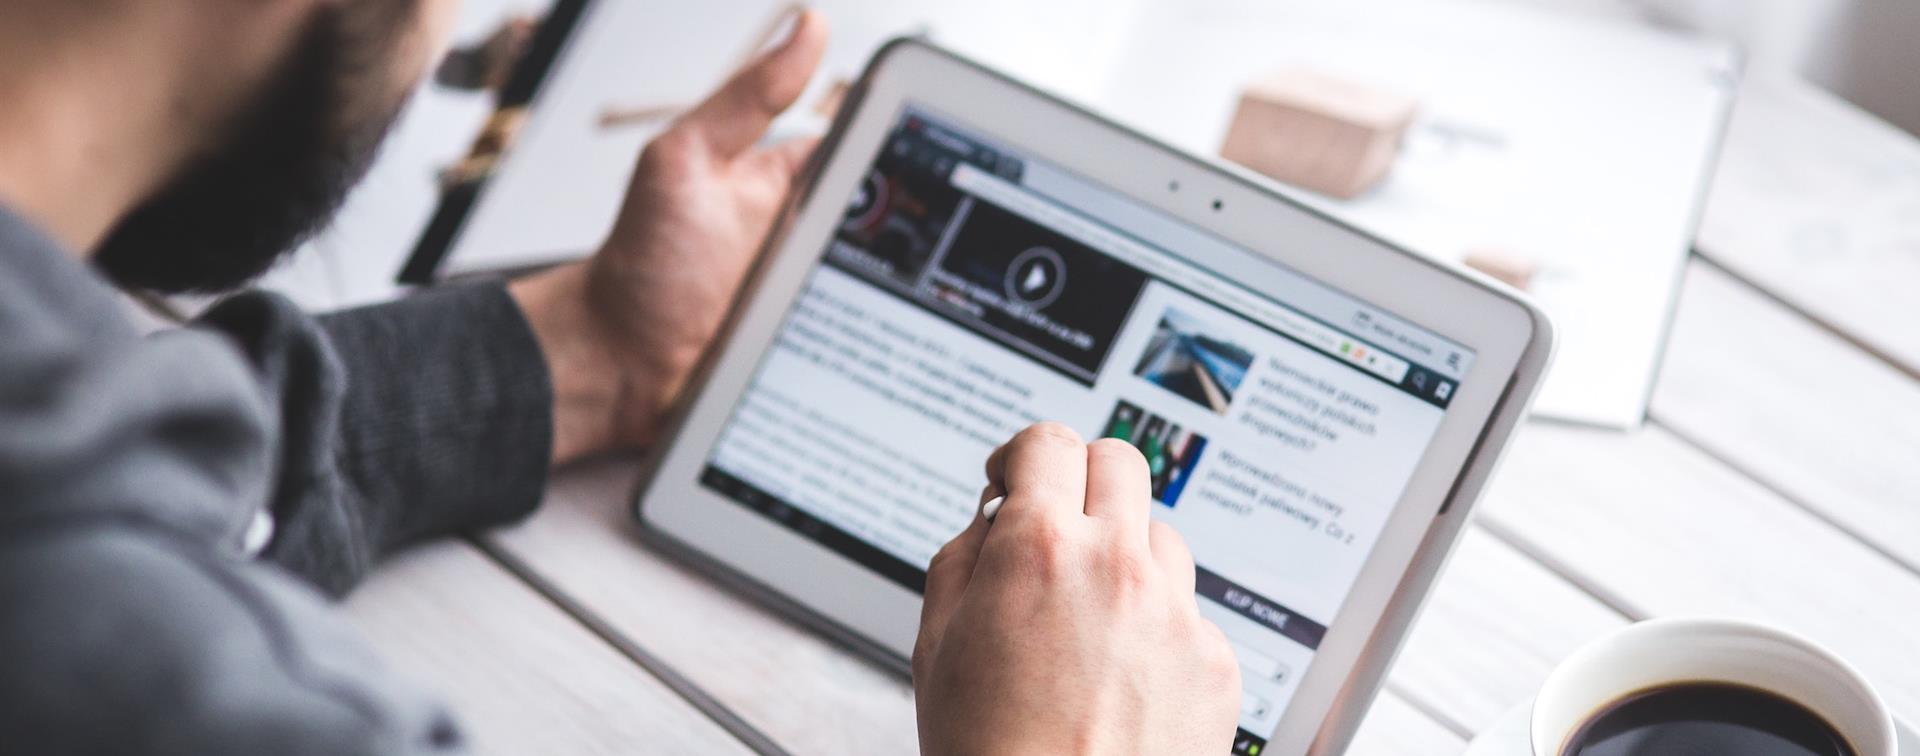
[{"left": 699, "top": 107, "right": 1473, "bottom": 751}]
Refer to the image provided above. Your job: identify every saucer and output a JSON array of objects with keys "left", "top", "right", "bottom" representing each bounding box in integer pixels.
[{"left": 1461, "top": 701, "right": 1920, "bottom": 755}]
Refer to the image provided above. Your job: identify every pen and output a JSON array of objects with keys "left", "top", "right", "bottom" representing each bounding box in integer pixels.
[{"left": 980, "top": 495, "right": 1005, "bottom": 522}]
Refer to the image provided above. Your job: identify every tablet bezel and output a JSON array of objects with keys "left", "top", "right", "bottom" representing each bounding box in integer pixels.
[{"left": 633, "top": 39, "right": 1553, "bottom": 754}]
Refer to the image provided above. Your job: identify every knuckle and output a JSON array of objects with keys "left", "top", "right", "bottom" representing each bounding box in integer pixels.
[
  {"left": 910, "top": 633, "right": 935, "bottom": 674},
  {"left": 1212, "top": 660, "right": 1243, "bottom": 698},
  {"left": 1148, "top": 517, "right": 1181, "bottom": 541},
  {"left": 639, "top": 134, "right": 699, "bottom": 177},
  {"left": 1104, "top": 549, "right": 1155, "bottom": 598},
  {"left": 1017, "top": 421, "right": 1084, "bottom": 451},
  {"left": 925, "top": 542, "right": 956, "bottom": 577},
  {"left": 1149, "top": 520, "right": 1191, "bottom": 556},
  {"left": 1086, "top": 437, "right": 1147, "bottom": 471},
  {"left": 1198, "top": 626, "right": 1242, "bottom": 690},
  {"left": 1014, "top": 519, "right": 1077, "bottom": 580},
  {"left": 753, "top": 78, "right": 790, "bottom": 118},
  {"left": 910, "top": 642, "right": 938, "bottom": 685}
]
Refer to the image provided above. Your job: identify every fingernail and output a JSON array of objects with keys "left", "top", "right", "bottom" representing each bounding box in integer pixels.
[
  {"left": 775, "top": 7, "right": 812, "bottom": 49},
  {"left": 740, "top": 6, "right": 810, "bottom": 68}
]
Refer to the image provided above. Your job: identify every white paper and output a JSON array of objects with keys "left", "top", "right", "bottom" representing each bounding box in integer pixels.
[{"left": 1087, "top": 0, "right": 1737, "bottom": 427}]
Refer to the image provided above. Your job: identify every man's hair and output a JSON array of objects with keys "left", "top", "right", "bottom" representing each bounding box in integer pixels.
[{"left": 93, "top": 0, "right": 418, "bottom": 294}]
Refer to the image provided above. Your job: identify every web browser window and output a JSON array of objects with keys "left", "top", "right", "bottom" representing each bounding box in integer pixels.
[{"left": 702, "top": 107, "right": 1473, "bottom": 753}]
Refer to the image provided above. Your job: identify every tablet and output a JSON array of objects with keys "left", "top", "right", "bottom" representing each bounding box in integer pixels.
[{"left": 634, "top": 39, "right": 1553, "bottom": 755}]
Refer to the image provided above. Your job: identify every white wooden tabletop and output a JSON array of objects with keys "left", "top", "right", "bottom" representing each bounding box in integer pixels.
[{"left": 333, "top": 67, "right": 1920, "bottom": 755}]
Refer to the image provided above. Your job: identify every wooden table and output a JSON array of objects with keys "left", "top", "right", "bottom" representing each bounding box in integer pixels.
[{"left": 336, "top": 70, "right": 1920, "bottom": 754}]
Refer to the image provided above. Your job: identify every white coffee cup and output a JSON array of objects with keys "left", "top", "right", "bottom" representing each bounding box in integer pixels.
[{"left": 1531, "top": 617, "right": 1895, "bottom": 756}]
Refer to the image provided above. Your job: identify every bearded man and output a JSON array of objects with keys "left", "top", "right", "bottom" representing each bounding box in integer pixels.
[{"left": 0, "top": 3, "right": 1238, "bottom": 753}]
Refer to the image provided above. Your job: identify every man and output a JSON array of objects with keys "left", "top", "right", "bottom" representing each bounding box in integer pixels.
[{"left": 0, "top": 2, "right": 1239, "bottom": 753}]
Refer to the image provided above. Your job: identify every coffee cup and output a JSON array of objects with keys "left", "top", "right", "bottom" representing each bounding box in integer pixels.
[{"left": 1531, "top": 617, "right": 1895, "bottom": 756}]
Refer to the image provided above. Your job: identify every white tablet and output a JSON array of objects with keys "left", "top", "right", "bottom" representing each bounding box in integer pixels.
[{"left": 634, "top": 39, "right": 1553, "bottom": 755}]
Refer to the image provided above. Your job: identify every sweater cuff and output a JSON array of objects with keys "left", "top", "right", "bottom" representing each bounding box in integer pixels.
[{"left": 318, "top": 281, "right": 553, "bottom": 558}]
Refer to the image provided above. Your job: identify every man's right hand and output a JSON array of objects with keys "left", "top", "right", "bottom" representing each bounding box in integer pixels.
[{"left": 912, "top": 422, "right": 1242, "bottom": 755}]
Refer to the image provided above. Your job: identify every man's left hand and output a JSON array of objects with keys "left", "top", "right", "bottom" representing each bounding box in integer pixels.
[{"left": 511, "top": 10, "right": 828, "bottom": 463}]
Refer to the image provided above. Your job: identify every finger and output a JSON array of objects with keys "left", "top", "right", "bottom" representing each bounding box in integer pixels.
[
  {"left": 916, "top": 511, "right": 989, "bottom": 667},
  {"left": 977, "top": 482, "right": 1004, "bottom": 507},
  {"left": 748, "top": 135, "right": 822, "bottom": 183},
  {"left": 675, "top": 9, "right": 828, "bottom": 158},
  {"left": 983, "top": 442, "right": 1008, "bottom": 488},
  {"left": 979, "top": 444, "right": 1009, "bottom": 520},
  {"left": 1083, "top": 437, "right": 1152, "bottom": 538},
  {"left": 992, "top": 422, "right": 1088, "bottom": 528},
  {"left": 1148, "top": 520, "right": 1198, "bottom": 599}
]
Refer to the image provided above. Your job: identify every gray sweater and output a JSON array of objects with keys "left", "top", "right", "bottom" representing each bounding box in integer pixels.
[{"left": 0, "top": 206, "right": 554, "bottom": 754}]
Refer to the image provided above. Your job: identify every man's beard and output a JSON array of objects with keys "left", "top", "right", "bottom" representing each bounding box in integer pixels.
[{"left": 94, "top": 11, "right": 407, "bottom": 294}]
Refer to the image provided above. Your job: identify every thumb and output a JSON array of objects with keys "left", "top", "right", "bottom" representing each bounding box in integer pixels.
[{"left": 675, "top": 9, "right": 829, "bottom": 158}]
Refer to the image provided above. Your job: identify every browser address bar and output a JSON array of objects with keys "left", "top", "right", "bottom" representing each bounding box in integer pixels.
[{"left": 948, "top": 163, "right": 1409, "bottom": 384}]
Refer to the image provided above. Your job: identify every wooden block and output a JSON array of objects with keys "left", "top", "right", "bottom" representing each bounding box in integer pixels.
[
  {"left": 1220, "top": 68, "right": 1417, "bottom": 199},
  {"left": 345, "top": 542, "right": 754, "bottom": 755},
  {"left": 1463, "top": 248, "right": 1538, "bottom": 290}
]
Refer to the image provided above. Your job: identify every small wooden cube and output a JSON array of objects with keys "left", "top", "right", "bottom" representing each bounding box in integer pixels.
[
  {"left": 1463, "top": 248, "right": 1538, "bottom": 290},
  {"left": 1219, "top": 68, "right": 1418, "bottom": 199}
]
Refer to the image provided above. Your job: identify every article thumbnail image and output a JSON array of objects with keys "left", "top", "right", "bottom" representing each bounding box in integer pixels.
[
  {"left": 931, "top": 201, "right": 1149, "bottom": 383},
  {"left": 833, "top": 131, "right": 967, "bottom": 288},
  {"left": 1132, "top": 308, "right": 1255, "bottom": 414},
  {"left": 1101, "top": 401, "right": 1208, "bottom": 509}
]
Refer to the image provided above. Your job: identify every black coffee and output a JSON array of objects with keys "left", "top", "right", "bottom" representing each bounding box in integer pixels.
[{"left": 1563, "top": 682, "right": 1855, "bottom": 756}]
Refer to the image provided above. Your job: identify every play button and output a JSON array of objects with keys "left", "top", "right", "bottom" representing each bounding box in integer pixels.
[
  {"left": 1021, "top": 264, "right": 1049, "bottom": 294},
  {"left": 1004, "top": 246, "right": 1066, "bottom": 309}
]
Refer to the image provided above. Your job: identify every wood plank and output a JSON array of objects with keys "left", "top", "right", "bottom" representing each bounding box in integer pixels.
[
  {"left": 485, "top": 458, "right": 922, "bottom": 755},
  {"left": 1347, "top": 690, "right": 1467, "bottom": 756},
  {"left": 1386, "top": 527, "right": 1628, "bottom": 733},
  {"left": 1475, "top": 422, "right": 1920, "bottom": 723},
  {"left": 344, "top": 540, "right": 753, "bottom": 756},
  {"left": 1695, "top": 72, "right": 1920, "bottom": 375},
  {"left": 1653, "top": 261, "right": 1920, "bottom": 573},
  {"left": 488, "top": 458, "right": 1506, "bottom": 752}
]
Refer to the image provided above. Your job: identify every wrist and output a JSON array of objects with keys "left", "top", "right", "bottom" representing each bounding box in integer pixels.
[{"left": 508, "top": 263, "right": 629, "bottom": 463}]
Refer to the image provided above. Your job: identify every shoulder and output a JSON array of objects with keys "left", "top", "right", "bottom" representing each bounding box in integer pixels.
[{"left": 0, "top": 523, "right": 466, "bottom": 755}]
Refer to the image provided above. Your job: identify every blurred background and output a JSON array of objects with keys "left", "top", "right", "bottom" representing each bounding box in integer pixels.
[
  {"left": 272, "top": 0, "right": 1920, "bottom": 311},
  {"left": 267, "top": 0, "right": 1916, "bottom": 431},
  {"left": 1627, "top": 0, "right": 1920, "bottom": 134}
]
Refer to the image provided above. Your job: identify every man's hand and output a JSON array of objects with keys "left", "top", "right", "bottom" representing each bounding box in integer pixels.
[
  {"left": 510, "top": 10, "right": 828, "bottom": 463},
  {"left": 913, "top": 422, "right": 1242, "bottom": 755}
]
